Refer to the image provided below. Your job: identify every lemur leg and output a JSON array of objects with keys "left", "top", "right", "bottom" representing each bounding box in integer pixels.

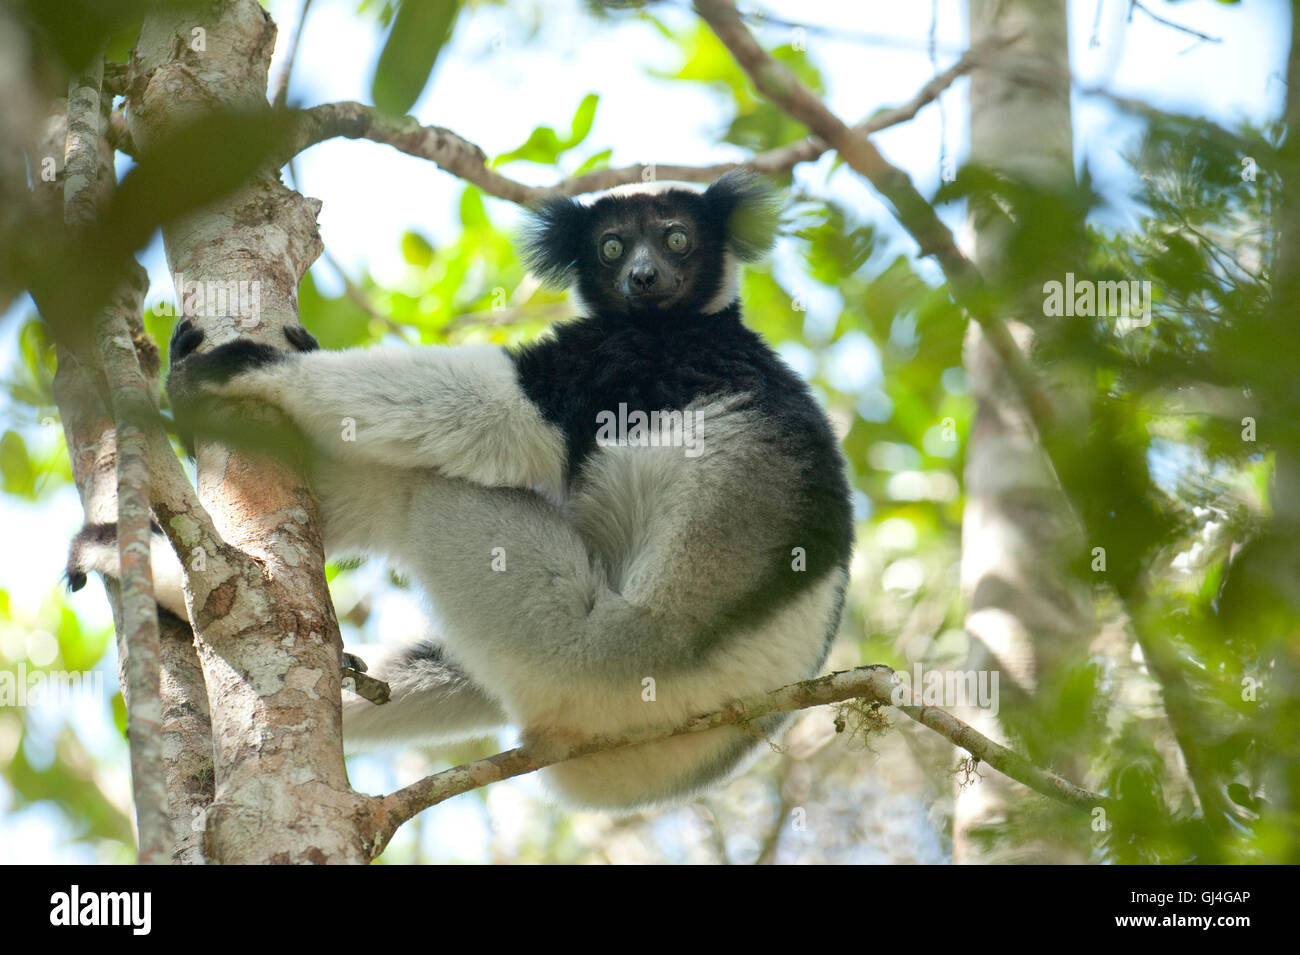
[
  {"left": 304, "top": 458, "right": 509, "bottom": 748},
  {"left": 342, "top": 640, "right": 506, "bottom": 750},
  {"left": 384, "top": 469, "right": 820, "bottom": 809},
  {"left": 387, "top": 472, "right": 680, "bottom": 705},
  {"left": 66, "top": 522, "right": 189, "bottom": 619}
]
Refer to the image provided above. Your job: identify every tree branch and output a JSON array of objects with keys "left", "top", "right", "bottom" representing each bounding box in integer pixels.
[
  {"left": 271, "top": 0, "right": 314, "bottom": 109},
  {"left": 285, "top": 38, "right": 992, "bottom": 203},
  {"left": 368, "top": 665, "right": 1105, "bottom": 857},
  {"left": 694, "top": 0, "right": 1058, "bottom": 435},
  {"left": 127, "top": 0, "right": 372, "bottom": 863},
  {"left": 1128, "top": 0, "right": 1221, "bottom": 45},
  {"left": 66, "top": 54, "right": 170, "bottom": 865}
]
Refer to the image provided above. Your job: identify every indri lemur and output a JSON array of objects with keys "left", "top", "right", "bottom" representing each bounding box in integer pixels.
[{"left": 68, "top": 172, "right": 854, "bottom": 809}]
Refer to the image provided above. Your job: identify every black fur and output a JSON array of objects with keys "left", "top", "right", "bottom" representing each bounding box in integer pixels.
[
  {"left": 512, "top": 174, "right": 849, "bottom": 647},
  {"left": 521, "top": 196, "right": 588, "bottom": 286},
  {"left": 283, "top": 324, "right": 320, "bottom": 353},
  {"left": 510, "top": 302, "right": 853, "bottom": 646},
  {"left": 166, "top": 320, "right": 318, "bottom": 457},
  {"left": 521, "top": 172, "right": 779, "bottom": 319},
  {"left": 702, "top": 171, "right": 781, "bottom": 261}
]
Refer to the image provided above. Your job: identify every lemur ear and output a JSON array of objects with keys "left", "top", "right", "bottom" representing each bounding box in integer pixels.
[
  {"left": 521, "top": 196, "right": 587, "bottom": 287},
  {"left": 704, "top": 170, "right": 780, "bottom": 262}
]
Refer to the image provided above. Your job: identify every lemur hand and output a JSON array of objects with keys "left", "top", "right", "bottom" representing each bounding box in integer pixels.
[{"left": 166, "top": 318, "right": 319, "bottom": 456}]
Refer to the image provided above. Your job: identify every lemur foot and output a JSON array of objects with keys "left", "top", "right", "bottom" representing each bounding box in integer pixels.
[{"left": 341, "top": 651, "right": 390, "bottom": 706}]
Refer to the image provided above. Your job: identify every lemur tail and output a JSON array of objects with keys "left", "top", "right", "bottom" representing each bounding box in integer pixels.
[
  {"left": 65, "top": 525, "right": 507, "bottom": 752},
  {"left": 66, "top": 522, "right": 190, "bottom": 619}
]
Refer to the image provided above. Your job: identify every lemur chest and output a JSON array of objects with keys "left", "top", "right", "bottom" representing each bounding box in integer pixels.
[
  {"left": 553, "top": 392, "right": 767, "bottom": 590},
  {"left": 564, "top": 443, "right": 705, "bottom": 587}
]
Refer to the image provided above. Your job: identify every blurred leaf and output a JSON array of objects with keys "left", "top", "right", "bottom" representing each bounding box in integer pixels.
[
  {"left": 402, "top": 232, "right": 435, "bottom": 268},
  {"left": 0, "top": 431, "right": 36, "bottom": 498},
  {"left": 371, "top": 0, "right": 460, "bottom": 116},
  {"left": 573, "top": 148, "right": 613, "bottom": 175},
  {"left": 494, "top": 93, "right": 601, "bottom": 166}
]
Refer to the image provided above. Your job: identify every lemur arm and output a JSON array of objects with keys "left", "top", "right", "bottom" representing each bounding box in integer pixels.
[{"left": 166, "top": 320, "right": 566, "bottom": 489}]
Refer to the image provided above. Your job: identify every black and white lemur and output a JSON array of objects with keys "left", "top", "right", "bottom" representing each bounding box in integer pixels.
[{"left": 67, "top": 172, "right": 854, "bottom": 809}]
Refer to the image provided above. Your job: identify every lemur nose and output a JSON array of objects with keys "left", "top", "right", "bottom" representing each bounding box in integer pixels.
[{"left": 630, "top": 266, "right": 658, "bottom": 290}]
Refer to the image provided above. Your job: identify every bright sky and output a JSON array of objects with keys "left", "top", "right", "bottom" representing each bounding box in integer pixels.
[{"left": 0, "top": 0, "right": 1289, "bottom": 861}]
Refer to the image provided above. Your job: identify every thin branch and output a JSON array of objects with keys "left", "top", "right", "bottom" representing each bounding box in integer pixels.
[
  {"left": 861, "top": 35, "right": 1003, "bottom": 135},
  {"left": 694, "top": 0, "right": 1057, "bottom": 433},
  {"left": 1128, "top": 0, "right": 1221, "bottom": 45},
  {"left": 98, "top": 292, "right": 171, "bottom": 865},
  {"left": 106, "top": 108, "right": 135, "bottom": 155},
  {"left": 1075, "top": 84, "right": 1256, "bottom": 155},
  {"left": 730, "top": 6, "right": 966, "bottom": 54},
  {"left": 320, "top": 245, "right": 414, "bottom": 342},
  {"left": 42, "top": 91, "right": 215, "bottom": 865},
  {"left": 754, "top": 753, "right": 797, "bottom": 865},
  {"left": 285, "top": 39, "right": 991, "bottom": 203},
  {"left": 440, "top": 300, "right": 571, "bottom": 335},
  {"left": 271, "top": 0, "right": 314, "bottom": 109},
  {"left": 66, "top": 55, "right": 169, "bottom": 865},
  {"left": 368, "top": 665, "right": 1105, "bottom": 857},
  {"left": 1132, "top": 620, "right": 1249, "bottom": 833}
]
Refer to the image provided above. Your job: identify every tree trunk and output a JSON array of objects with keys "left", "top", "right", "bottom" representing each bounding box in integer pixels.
[
  {"left": 956, "top": 0, "right": 1093, "bottom": 864},
  {"left": 124, "top": 0, "right": 372, "bottom": 863}
]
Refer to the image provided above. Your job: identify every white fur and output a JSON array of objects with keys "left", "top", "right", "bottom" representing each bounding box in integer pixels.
[
  {"left": 223, "top": 344, "right": 566, "bottom": 492},
  {"left": 317, "top": 395, "right": 844, "bottom": 807},
  {"left": 72, "top": 532, "right": 189, "bottom": 619},
  {"left": 341, "top": 643, "right": 504, "bottom": 750},
  {"left": 700, "top": 249, "right": 739, "bottom": 314},
  {"left": 104, "top": 362, "right": 844, "bottom": 809},
  {"left": 577, "top": 179, "right": 705, "bottom": 205},
  {"left": 536, "top": 568, "right": 844, "bottom": 808},
  {"left": 566, "top": 284, "right": 590, "bottom": 317}
]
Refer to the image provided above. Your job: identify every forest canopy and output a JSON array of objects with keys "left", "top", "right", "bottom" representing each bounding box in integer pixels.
[{"left": 0, "top": 0, "right": 1295, "bottom": 866}]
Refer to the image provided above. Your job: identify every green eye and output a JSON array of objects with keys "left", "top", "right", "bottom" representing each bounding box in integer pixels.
[
  {"left": 666, "top": 230, "right": 689, "bottom": 253},
  {"left": 601, "top": 237, "right": 624, "bottom": 261}
]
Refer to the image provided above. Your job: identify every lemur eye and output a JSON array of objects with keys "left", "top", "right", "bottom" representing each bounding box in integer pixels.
[
  {"left": 666, "top": 230, "right": 689, "bottom": 253},
  {"left": 601, "top": 236, "right": 624, "bottom": 261}
]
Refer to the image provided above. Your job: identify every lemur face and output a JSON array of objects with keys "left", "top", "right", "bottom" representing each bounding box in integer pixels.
[
  {"left": 579, "top": 195, "right": 721, "bottom": 316},
  {"left": 522, "top": 172, "right": 779, "bottom": 320}
]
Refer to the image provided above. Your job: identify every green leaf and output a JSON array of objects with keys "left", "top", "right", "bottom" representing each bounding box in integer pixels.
[
  {"left": 495, "top": 126, "right": 565, "bottom": 167},
  {"left": 0, "top": 430, "right": 36, "bottom": 498},
  {"left": 402, "top": 231, "right": 435, "bottom": 267},
  {"left": 371, "top": 0, "right": 460, "bottom": 116},
  {"left": 296, "top": 272, "right": 375, "bottom": 350},
  {"left": 494, "top": 94, "right": 600, "bottom": 167},
  {"left": 458, "top": 187, "right": 488, "bottom": 231},
  {"left": 567, "top": 93, "right": 599, "bottom": 149},
  {"left": 573, "top": 148, "right": 613, "bottom": 175}
]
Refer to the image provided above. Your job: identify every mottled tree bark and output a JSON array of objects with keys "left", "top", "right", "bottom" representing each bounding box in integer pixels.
[
  {"left": 42, "top": 75, "right": 218, "bottom": 864},
  {"left": 124, "top": 0, "right": 372, "bottom": 863}
]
